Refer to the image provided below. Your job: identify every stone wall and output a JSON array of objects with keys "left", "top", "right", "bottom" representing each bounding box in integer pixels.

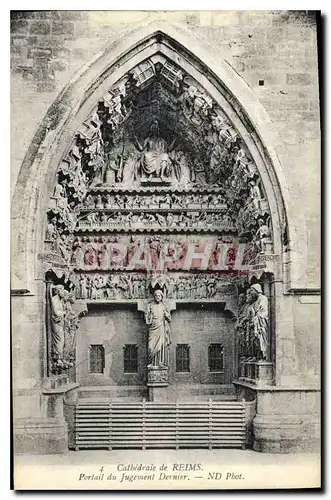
[{"left": 77, "top": 305, "right": 236, "bottom": 391}]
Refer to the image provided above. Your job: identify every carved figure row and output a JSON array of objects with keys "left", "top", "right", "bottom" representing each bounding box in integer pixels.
[
  {"left": 82, "top": 192, "right": 227, "bottom": 210},
  {"left": 46, "top": 55, "right": 274, "bottom": 262},
  {"left": 71, "top": 235, "right": 257, "bottom": 271},
  {"left": 73, "top": 272, "right": 235, "bottom": 301},
  {"left": 78, "top": 210, "right": 235, "bottom": 231}
]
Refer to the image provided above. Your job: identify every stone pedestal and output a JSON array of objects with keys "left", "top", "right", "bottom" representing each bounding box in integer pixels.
[
  {"left": 239, "top": 360, "right": 274, "bottom": 386},
  {"left": 246, "top": 361, "right": 255, "bottom": 380},
  {"left": 14, "top": 380, "right": 79, "bottom": 455},
  {"left": 233, "top": 380, "right": 320, "bottom": 453},
  {"left": 147, "top": 366, "right": 169, "bottom": 402},
  {"left": 14, "top": 418, "right": 69, "bottom": 455},
  {"left": 239, "top": 359, "right": 246, "bottom": 378},
  {"left": 255, "top": 361, "right": 274, "bottom": 386}
]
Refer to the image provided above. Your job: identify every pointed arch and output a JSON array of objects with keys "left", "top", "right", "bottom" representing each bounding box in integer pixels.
[{"left": 11, "top": 24, "right": 306, "bottom": 293}]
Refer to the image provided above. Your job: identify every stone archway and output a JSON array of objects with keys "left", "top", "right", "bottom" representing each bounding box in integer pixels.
[
  {"left": 12, "top": 26, "right": 305, "bottom": 453},
  {"left": 35, "top": 31, "right": 283, "bottom": 387},
  {"left": 12, "top": 26, "right": 307, "bottom": 295}
]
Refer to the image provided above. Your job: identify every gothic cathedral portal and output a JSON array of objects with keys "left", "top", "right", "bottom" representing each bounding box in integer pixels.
[
  {"left": 44, "top": 36, "right": 276, "bottom": 402},
  {"left": 12, "top": 25, "right": 319, "bottom": 455}
]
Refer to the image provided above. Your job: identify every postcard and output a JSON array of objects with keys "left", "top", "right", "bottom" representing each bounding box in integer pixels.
[{"left": 11, "top": 9, "right": 321, "bottom": 490}]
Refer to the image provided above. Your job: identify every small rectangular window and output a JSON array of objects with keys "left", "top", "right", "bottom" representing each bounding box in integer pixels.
[
  {"left": 208, "top": 344, "right": 224, "bottom": 372},
  {"left": 176, "top": 344, "right": 190, "bottom": 372},
  {"left": 89, "top": 345, "right": 105, "bottom": 373},
  {"left": 123, "top": 344, "right": 138, "bottom": 373}
]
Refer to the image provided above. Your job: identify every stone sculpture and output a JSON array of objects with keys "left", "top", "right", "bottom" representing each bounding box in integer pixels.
[
  {"left": 248, "top": 284, "right": 269, "bottom": 360},
  {"left": 144, "top": 289, "right": 171, "bottom": 368},
  {"left": 50, "top": 284, "right": 66, "bottom": 366},
  {"left": 133, "top": 119, "right": 176, "bottom": 181},
  {"left": 49, "top": 284, "right": 79, "bottom": 374}
]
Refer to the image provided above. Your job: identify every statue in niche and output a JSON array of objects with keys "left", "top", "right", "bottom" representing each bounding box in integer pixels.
[
  {"left": 254, "top": 218, "right": 272, "bottom": 254},
  {"left": 105, "top": 194, "right": 112, "bottom": 209},
  {"left": 63, "top": 291, "right": 79, "bottom": 365},
  {"left": 145, "top": 289, "right": 171, "bottom": 368},
  {"left": 246, "top": 284, "right": 269, "bottom": 360},
  {"left": 46, "top": 217, "right": 58, "bottom": 241},
  {"left": 96, "top": 194, "right": 104, "bottom": 209},
  {"left": 78, "top": 274, "right": 88, "bottom": 299},
  {"left": 190, "top": 159, "right": 207, "bottom": 185},
  {"left": 105, "top": 149, "right": 125, "bottom": 185},
  {"left": 52, "top": 233, "right": 72, "bottom": 262},
  {"left": 87, "top": 131, "right": 106, "bottom": 187},
  {"left": 133, "top": 119, "right": 176, "bottom": 181},
  {"left": 49, "top": 284, "right": 68, "bottom": 372},
  {"left": 53, "top": 179, "right": 66, "bottom": 200},
  {"left": 248, "top": 180, "right": 263, "bottom": 213}
]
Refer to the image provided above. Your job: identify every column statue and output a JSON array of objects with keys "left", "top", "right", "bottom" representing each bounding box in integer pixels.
[
  {"left": 63, "top": 291, "right": 79, "bottom": 367},
  {"left": 49, "top": 284, "right": 79, "bottom": 374},
  {"left": 248, "top": 283, "right": 269, "bottom": 360},
  {"left": 144, "top": 290, "right": 171, "bottom": 368},
  {"left": 50, "top": 284, "right": 66, "bottom": 366}
]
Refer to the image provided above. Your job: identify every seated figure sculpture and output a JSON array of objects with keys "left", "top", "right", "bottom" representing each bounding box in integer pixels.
[{"left": 133, "top": 119, "right": 176, "bottom": 182}]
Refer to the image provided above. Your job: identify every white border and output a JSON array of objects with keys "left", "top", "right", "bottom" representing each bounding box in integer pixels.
[{"left": 4, "top": 3, "right": 327, "bottom": 498}]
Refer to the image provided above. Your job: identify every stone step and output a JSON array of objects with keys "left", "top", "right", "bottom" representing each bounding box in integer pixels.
[{"left": 77, "top": 384, "right": 237, "bottom": 401}]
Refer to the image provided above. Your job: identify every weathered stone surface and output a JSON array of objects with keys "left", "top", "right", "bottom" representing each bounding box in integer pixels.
[
  {"left": 29, "top": 20, "right": 51, "bottom": 35},
  {"left": 286, "top": 72, "right": 313, "bottom": 85},
  {"left": 10, "top": 11, "right": 320, "bottom": 459}
]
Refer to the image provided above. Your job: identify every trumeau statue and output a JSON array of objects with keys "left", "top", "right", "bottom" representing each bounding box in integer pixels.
[{"left": 145, "top": 289, "right": 171, "bottom": 369}]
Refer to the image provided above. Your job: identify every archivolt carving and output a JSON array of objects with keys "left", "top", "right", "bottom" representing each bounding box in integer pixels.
[
  {"left": 46, "top": 53, "right": 273, "bottom": 252},
  {"left": 44, "top": 49, "right": 276, "bottom": 377}
]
